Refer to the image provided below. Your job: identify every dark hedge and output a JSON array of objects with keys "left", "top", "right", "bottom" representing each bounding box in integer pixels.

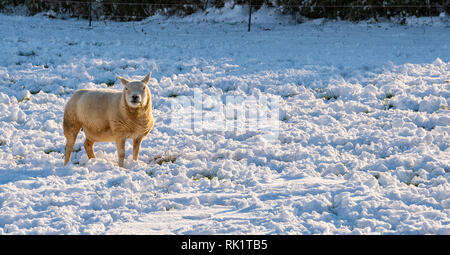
[{"left": 0, "top": 0, "right": 448, "bottom": 21}]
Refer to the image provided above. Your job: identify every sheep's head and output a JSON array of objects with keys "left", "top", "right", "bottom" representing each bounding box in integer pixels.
[{"left": 117, "top": 73, "right": 151, "bottom": 108}]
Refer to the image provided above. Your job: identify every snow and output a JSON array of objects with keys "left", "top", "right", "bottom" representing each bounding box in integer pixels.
[{"left": 0, "top": 10, "right": 449, "bottom": 234}]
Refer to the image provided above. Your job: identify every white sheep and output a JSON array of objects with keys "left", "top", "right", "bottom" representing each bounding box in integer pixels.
[{"left": 63, "top": 73, "right": 154, "bottom": 167}]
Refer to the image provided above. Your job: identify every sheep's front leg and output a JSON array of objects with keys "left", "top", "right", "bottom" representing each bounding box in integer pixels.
[
  {"left": 115, "top": 138, "right": 126, "bottom": 167},
  {"left": 132, "top": 137, "right": 143, "bottom": 161}
]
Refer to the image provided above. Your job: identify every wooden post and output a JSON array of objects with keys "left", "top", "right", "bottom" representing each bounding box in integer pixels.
[
  {"left": 89, "top": 0, "right": 92, "bottom": 27},
  {"left": 248, "top": 0, "right": 252, "bottom": 32}
]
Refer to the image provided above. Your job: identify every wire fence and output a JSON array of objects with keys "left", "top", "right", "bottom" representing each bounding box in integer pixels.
[
  {"left": 29, "top": 0, "right": 449, "bottom": 9},
  {"left": 33, "top": 0, "right": 449, "bottom": 7},
  {"left": 1, "top": 0, "right": 448, "bottom": 31},
  {"left": 15, "top": 1, "right": 450, "bottom": 12}
]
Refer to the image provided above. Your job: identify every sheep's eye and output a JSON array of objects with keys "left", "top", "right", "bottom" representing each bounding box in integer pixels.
[{"left": 125, "top": 87, "right": 128, "bottom": 90}]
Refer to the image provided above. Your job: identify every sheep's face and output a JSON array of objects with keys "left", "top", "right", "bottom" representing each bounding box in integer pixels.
[
  {"left": 124, "top": 81, "right": 148, "bottom": 108},
  {"left": 117, "top": 73, "right": 151, "bottom": 108}
]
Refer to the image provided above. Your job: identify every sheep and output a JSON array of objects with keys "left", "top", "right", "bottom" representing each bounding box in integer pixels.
[{"left": 63, "top": 73, "right": 154, "bottom": 167}]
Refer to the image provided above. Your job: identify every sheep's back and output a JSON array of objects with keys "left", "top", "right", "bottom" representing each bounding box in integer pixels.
[{"left": 70, "top": 89, "right": 122, "bottom": 139}]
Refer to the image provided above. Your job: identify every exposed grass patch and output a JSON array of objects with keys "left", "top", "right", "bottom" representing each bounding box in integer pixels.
[
  {"left": 383, "top": 99, "right": 394, "bottom": 110},
  {"left": 323, "top": 94, "right": 338, "bottom": 101},
  {"left": 419, "top": 124, "right": 435, "bottom": 131},
  {"left": 382, "top": 94, "right": 395, "bottom": 110},
  {"left": 151, "top": 153, "right": 177, "bottom": 165},
  {"left": 282, "top": 93, "right": 298, "bottom": 98},
  {"left": 19, "top": 97, "right": 30, "bottom": 102},
  {"left": 106, "top": 80, "right": 116, "bottom": 87},
  {"left": 315, "top": 88, "right": 340, "bottom": 102},
  {"left": 13, "top": 155, "right": 25, "bottom": 161},
  {"left": 404, "top": 181, "right": 419, "bottom": 187},
  {"left": 372, "top": 173, "right": 380, "bottom": 180},
  {"left": 165, "top": 205, "right": 177, "bottom": 211},
  {"left": 44, "top": 148, "right": 58, "bottom": 154},
  {"left": 18, "top": 50, "right": 36, "bottom": 57},
  {"left": 193, "top": 173, "right": 217, "bottom": 181}
]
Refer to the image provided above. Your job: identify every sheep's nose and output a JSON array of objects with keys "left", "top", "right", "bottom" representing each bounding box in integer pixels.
[{"left": 132, "top": 95, "right": 139, "bottom": 101}]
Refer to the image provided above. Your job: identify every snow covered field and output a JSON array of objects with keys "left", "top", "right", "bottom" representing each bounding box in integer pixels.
[{"left": 0, "top": 9, "right": 449, "bottom": 234}]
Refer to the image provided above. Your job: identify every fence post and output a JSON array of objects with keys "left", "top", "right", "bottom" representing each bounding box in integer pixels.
[
  {"left": 248, "top": 0, "right": 252, "bottom": 32},
  {"left": 89, "top": 0, "right": 92, "bottom": 27}
]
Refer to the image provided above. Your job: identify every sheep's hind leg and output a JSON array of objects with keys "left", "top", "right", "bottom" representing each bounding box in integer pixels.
[
  {"left": 63, "top": 124, "right": 80, "bottom": 166},
  {"left": 84, "top": 138, "right": 96, "bottom": 159}
]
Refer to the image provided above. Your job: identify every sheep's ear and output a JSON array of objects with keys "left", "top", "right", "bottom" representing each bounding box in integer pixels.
[
  {"left": 116, "top": 75, "right": 129, "bottom": 86},
  {"left": 141, "top": 72, "right": 151, "bottom": 85}
]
